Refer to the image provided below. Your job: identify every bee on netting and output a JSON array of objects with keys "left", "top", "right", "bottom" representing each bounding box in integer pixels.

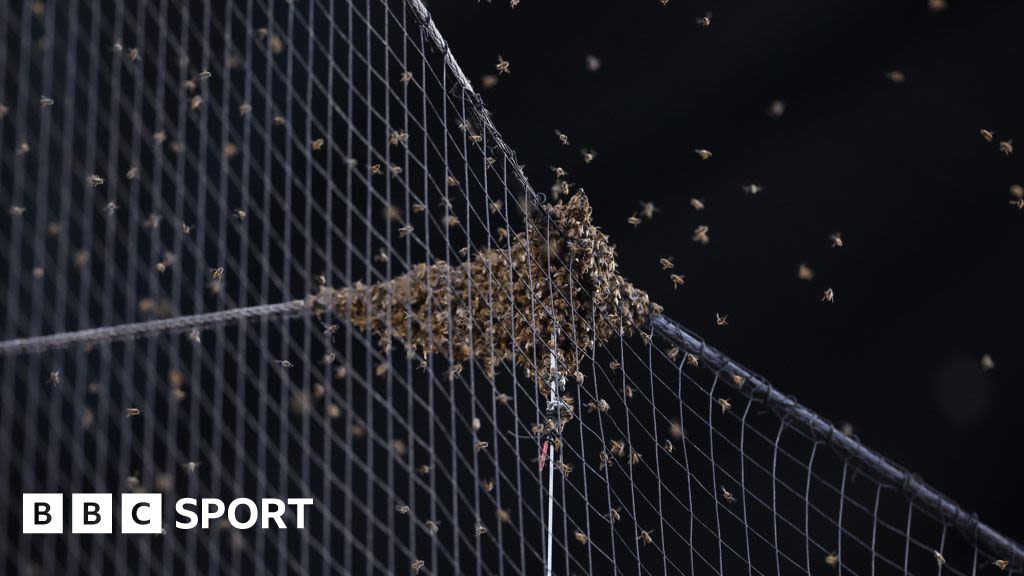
[
  {"left": 581, "top": 149, "right": 596, "bottom": 163},
  {"left": 933, "top": 551, "right": 946, "bottom": 566},
  {"left": 395, "top": 505, "right": 410, "bottom": 515},
  {"left": 555, "top": 460, "right": 574, "bottom": 477},
  {"left": 731, "top": 374, "right": 746, "bottom": 387},
  {"left": 886, "top": 70, "right": 906, "bottom": 83},
  {"left": 999, "top": 140, "right": 1014, "bottom": 156},
  {"left": 693, "top": 225, "right": 710, "bottom": 245},
  {"left": 609, "top": 360, "right": 621, "bottom": 371},
  {"left": 638, "top": 529, "right": 655, "bottom": 546},
  {"left": 690, "top": 197, "right": 705, "bottom": 211},
  {"left": 605, "top": 507, "right": 620, "bottom": 523},
  {"left": 830, "top": 232, "right": 843, "bottom": 248},
  {"left": 411, "top": 560, "right": 425, "bottom": 574},
  {"left": 629, "top": 450, "right": 641, "bottom": 466},
  {"left": 640, "top": 331, "right": 653, "bottom": 345},
  {"left": 798, "top": 263, "right": 814, "bottom": 280},
  {"left": 311, "top": 138, "right": 325, "bottom": 151},
  {"left": 155, "top": 252, "right": 175, "bottom": 273},
  {"left": 715, "top": 313, "right": 728, "bottom": 326},
  {"left": 47, "top": 370, "right": 61, "bottom": 386},
  {"left": 124, "top": 408, "right": 143, "bottom": 419},
  {"left": 87, "top": 174, "right": 106, "bottom": 187},
  {"left": 128, "top": 47, "right": 140, "bottom": 63},
  {"left": 446, "top": 175, "right": 461, "bottom": 188},
  {"left": 180, "top": 222, "right": 192, "bottom": 236},
  {"left": 8, "top": 205, "right": 26, "bottom": 216},
  {"left": 496, "top": 508, "right": 511, "bottom": 524},
  {"left": 40, "top": 95, "right": 54, "bottom": 108},
  {"left": 574, "top": 531, "right": 588, "bottom": 544},
  {"left": 609, "top": 440, "right": 626, "bottom": 458},
  {"left": 320, "top": 352, "right": 337, "bottom": 367},
  {"left": 694, "top": 148, "right": 713, "bottom": 160},
  {"left": 667, "top": 347, "right": 681, "bottom": 362},
  {"left": 822, "top": 288, "right": 834, "bottom": 303},
  {"left": 417, "top": 464, "right": 430, "bottom": 476},
  {"left": 496, "top": 55, "right": 510, "bottom": 75},
  {"left": 555, "top": 129, "right": 570, "bottom": 146},
  {"left": 980, "top": 129, "right": 995, "bottom": 143},
  {"left": 474, "top": 440, "right": 488, "bottom": 454},
  {"left": 721, "top": 486, "right": 735, "bottom": 503},
  {"left": 425, "top": 520, "right": 440, "bottom": 534},
  {"left": 497, "top": 227, "right": 509, "bottom": 242},
  {"left": 697, "top": 11, "right": 712, "bottom": 28},
  {"left": 662, "top": 439, "right": 675, "bottom": 454},
  {"left": 482, "top": 479, "right": 495, "bottom": 492},
  {"left": 598, "top": 451, "right": 610, "bottom": 470},
  {"left": 184, "top": 79, "right": 198, "bottom": 92},
  {"left": 475, "top": 523, "right": 488, "bottom": 537},
  {"left": 182, "top": 461, "right": 201, "bottom": 474},
  {"left": 371, "top": 163, "right": 383, "bottom": 175},
  {"left": 124, "top": 165, "right": 139, "bottom": 180},
  {"left": 321, "top": 323, "right": 340, "bottom": 342},
  {"left": 639, "top": 201, "right": 658, "bottom": 220},
  {"left": 718, "top": 398, "right": 732, "bottom": 413},
  {"left": 670, "top": 274, "right": 685, "bottom": 289},
  {"left": 586, "top": 398, "right": 610, "bottom": 413},
  {"left": 399, "top": 71, "right": 413, "bottom": 84},
  {"left": 239, "top": 102, "right": 253, "bottom": 116},
  {"left": 825, "top": 553, "right": 839, "bottom": 567},
  {"left": 390, "top": 130, "right": 409, "bottom": 146}
]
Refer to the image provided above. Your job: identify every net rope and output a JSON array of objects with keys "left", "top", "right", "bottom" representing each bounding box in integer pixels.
[{"left": 1, "top": 0, "right": 1021, "bottom": 574}]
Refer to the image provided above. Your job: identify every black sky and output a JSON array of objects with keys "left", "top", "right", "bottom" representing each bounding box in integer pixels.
[{"left": 427, "top": 0, "right": 1024, "bottom": 541}]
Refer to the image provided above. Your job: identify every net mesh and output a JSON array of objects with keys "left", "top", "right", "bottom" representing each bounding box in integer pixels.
[{"left": 0, "top": 0, "right": 1020, "bottom": 574}]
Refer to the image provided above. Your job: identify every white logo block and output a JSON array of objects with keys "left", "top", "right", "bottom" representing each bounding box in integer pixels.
[
  {"left": 71, "top": 493, "right": 113, "bottom": 534},
  {"left": 121, "top": 494, "right": 163, "bottom": 534},
  {"left": 22, "top": 493, "right": 63, "bottom": 534}
]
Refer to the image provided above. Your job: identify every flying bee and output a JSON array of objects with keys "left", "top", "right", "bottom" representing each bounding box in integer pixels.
[
  {"left": 606, "top": 508, "right": 621, "bottom": 523},
  {"left": 638, "top": 530, "right": 655, "bottom": 546},
  {"left": 370, "top": 163, "right": 383, "bottom": 175},
  {"left": 496, "top": 392, "right": 510, "bottom": 406},
  {"left": 822, "top": 288, "right": 834, "bottom": 303},
  {"left": 198, "top": 69, "right": 212, "bottom": 81},
  {"left": 825, "top": 553, "right": 839, "bottom": 567},
  {"left": 496, "top": 508, "right": 511, "bottom": 524},
  {"left": 416, "top": 464, "right": 430, "bottom": 476},
  {"left": 276, "top": 359, "right": 294, "bottom": 369},
  {"left": 210, "top": 267, "right": 224, "bottom": 281},
  {"left": 321, "top": 352, "right": 336, "bottom": 366},
  {"left": 475, "top": 524, "right": 488, "bottom": 536},
  {"left": 399, "top": 71, "right": 413, "bottom": 84},
  {"left": 102, "top": 201, "right": 119, "bottom": 216},
  {"left": 496, "top": 55, "right": 510, "bottom": 75},
  {"left": 555, "top": 129, "right": 570, "bottom": 146},
  {"left": 690, "top": 197, "right": 705, "bottom": 211},
  {"left": 670, "top": 274, "right": 685, "bottom": 289},
  {"left": 239, "top": 102, "right": 253, "bottom": 116},
  {"left": 981, "top": 353, "right": 995, "bottom": 371},
  {"left": 180, "top": 222, "right": 192, "bottom": 235},
  {"left": 830, "top": 232, "right": 843, "bottom": 248},
  {"left": 581, "top": 148, "right": 596, "bottom": 163},
  {"left": 273, "top": 115, "right": 286, "bottom": 126},
  {"left": 311, "top": 138, "right": 325, "bottom": 151},
  {"left": 398, "top": 225, "right": 414, "bottom": 238},
  {"left": 718, "top": 398, "right": 732, "bottom": 413},
  {"left": 234, "top": 208, "right": 247, "bottom": 221},
  {"left": 8, "top": 205, "right": 26, "bottom": 216},
  {"left": 390, "top": 130, "right": 409, "bottom": 146},
  {"left": 374, "top": 248, "right": 389, "bottom": 263},
  {"left": 697, "top": 11, "right": 712, "bottom": 27},
  {"left": 125, "top": 407, "right": 143, "bottom": 418},
  {"left": 659, "top": 257, "right": 675, "bottom": 270},
  {"left": 721, "top": 486, "right": 735, "bottom": 503},
  {"left": 693, "top": 225, "right": 710, "bottom": 245},
  {"left": 87, "top": 174, "right": 106, "bottom": 187},
  {"left": 40, "top": 95, "right": 54, "bottom": 108},
  {"left": 994, "top": 560, "right": 1008, "bottom": 571},
  {"left": 411, "top": 560, "right": 425, "bottom": 574},
  {"left": 609, "top": 360, "right": 621, "bottom": 371},
  {"left": 639, "top": 201, "right": 658, "bottom": 219},
  {"left": 886, "top": 70, "right": 906, "bottom": 83},
  {"left": 322, "top": 322, "right": 340, "bottom": 341},
  {"left": 980, "top": 129, "right": 995, "bottom": 142},
  {"left": 482, "top": 479, "right": 494, "bottom": 492},
  {"left": 190, "top": 95, "right": 203, "bottom": 111},
  {"left": 586, "top": 398, "right": 610, "bottom": 413},
  {"left": 694, "top": 148, "right": 712, "bottom": 160},
  {"left": 798, "top": 263, "right": 814, "bottom": 280},
  {"left": 609, "top": 440, "right": 626, "bottom": 458},
  {"left": 474, "top": 440, "right": 488, "bottom": 453},
  {"left": 395, "top": 505, "right": 410, "bottom": 515},
  {"left": 48, "top": 371, "right": 61, "bottom": 386},
  {"left": 1012, "top": 198, "right": 1024, "bottom": 209},
  {"left": 555, "top": 460, "right": 574, "bottom": 476},
  {"left": 626, "top": 213, "right": 642, "bottom": 227},
  {"left": 999, "top": 140, "right": 1013, "bottom": 156},
  {"left": 767, "top": 99, "right": 785, "bottom": 119},
  {"left": 715, "top": 313, "right": 728, "bottom": 326},
  {"left": 574, "top": 530, "right": 588, "bottom": 544}
]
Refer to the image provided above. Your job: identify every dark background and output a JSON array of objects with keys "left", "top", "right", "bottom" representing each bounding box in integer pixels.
[{"left": 427, "top": 0, "right": 1024, "bottom": 542}]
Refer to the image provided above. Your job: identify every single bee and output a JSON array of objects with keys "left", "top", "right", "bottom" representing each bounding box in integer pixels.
[
  {"left": 980, "top": 129, "right": 995, "bottom": 143},
  {"left": 400, "top": 71, "right": 414, "bottom": 84},
  {"left": 496, "top": 55, "right": 510, "bottom": 75},
  {"left": 395, "top": 505, "right": 410, "bottom": 515},
  {"left": 660, "top": 257, "right": 675, "bottom": 270},
  {"left": 276, "top": 359, "right": 294, "bottom": 369},
  {"left": 574, "top": 531, "right": 588, "bottom": 544},
  {"left": 999, "top": 140, "right": 1013, "bottom": 156},
  {"left": 311, "top": 138, "right": 325, "bottom": 151},
  {"left": 670, "top": 274, "right": 685, "bottom": 289},
  {"left": 715, "top": 313, "right": 728, "bottom": 326},
  {"left": 87, "top": 174, "right": 106, "bottom": 187},
  {"left": 627, "top": 213, "right": 642, "bottom": 227},
  {"left": 411, "top": 560, "right": 425, "bottom": 574},
  {"left": 555, "top": 130, "right": 570, "bottom": 146},
  {"left": 690, "top": 198, "right": 705, "bottom": 211},
  {"left": 639, "top": 201, "right": 658, "bottom": 219},
  {"left": 125, "top": 407, "right": 143, "bottom": 418},
  {"left": 830, "top": 232, "right": 843, "bottom": 248},
  {"left": 426, "top": 520, "right": 440, "bottom": 534},
  {"left": 40, "top": 95, "right": 55, "bottom": 108},
  {"left": 697, "top": 11, "right": 712, "bottom": 28},
  {"left": 638, "top": 529, "right": 655, "bottom": 546},
  {"left": 581, "top": 148, "right": 596, "bottom": 163},
  {"left": 182, "top": 461, "right": 201, "bottom": 474},
  {"left": 822, "top": 288, "right": 834, "bottom": 303},
  {"left": 886, "top": 70, "right": 906, "bottom": 83},
  {"left": 798, "top": 263, "right": 814, "bottom": 280},
  {"left": 718, "top": 398, "right": 732, "bottom": 413},
  {"left": 721, "top": 486, "right": 735, "bottom": 503},
  {"left": 694, "top": 148, "right": 713, "bottom": 160}
]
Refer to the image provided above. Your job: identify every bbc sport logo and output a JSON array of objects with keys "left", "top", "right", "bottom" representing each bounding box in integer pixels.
[{"left": 22, "top": 493, "right": 314, "bottom": 534}]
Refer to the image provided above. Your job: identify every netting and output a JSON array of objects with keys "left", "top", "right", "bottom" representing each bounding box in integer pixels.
[{"left": 1, "top": 0, "right": 1021, "bottom": 575}]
